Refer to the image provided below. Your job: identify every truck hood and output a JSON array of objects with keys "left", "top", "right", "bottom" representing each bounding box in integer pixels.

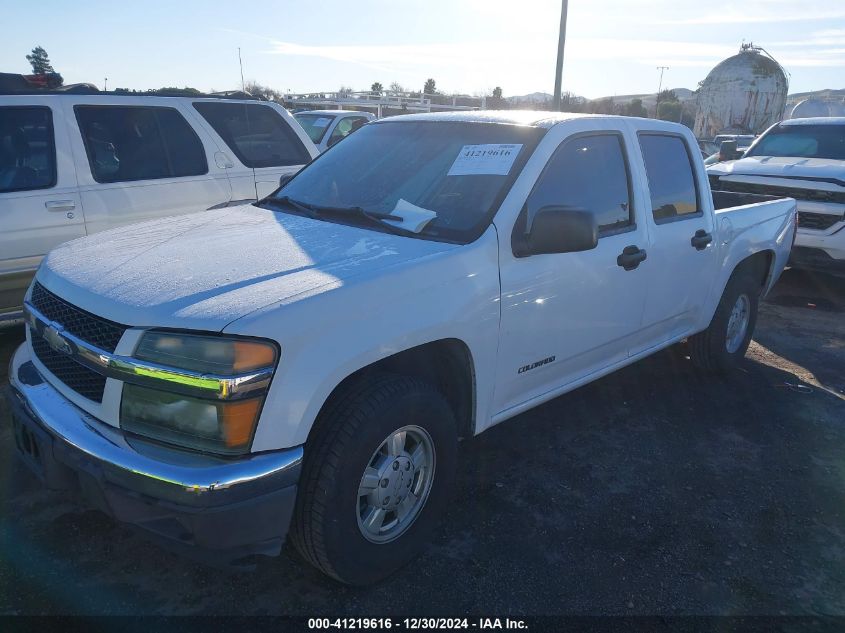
[
  {"left": 37, "top": 205, "right": 456, "bottom": 331},
  {"left": 708, "top": 156, "right": 845, "bottom": 185}
]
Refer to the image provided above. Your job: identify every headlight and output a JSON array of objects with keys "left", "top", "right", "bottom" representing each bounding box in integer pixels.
[{"left": 120, "top": 332, "right": 278, "bottom": 455}]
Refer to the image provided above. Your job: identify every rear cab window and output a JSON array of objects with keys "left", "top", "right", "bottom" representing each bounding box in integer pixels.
[
  {"left": 193, "top": 102, "right": 312, "bottom": 168},
  {"left": 0, "top": 106, "right": 56, "bottom": 193},
  {"left": 524, "top": 132, "right": 634, "bottom": 236},
  {"left": 74, "top": 105, "right": 207, "bottom": 183},
  {"left": 638, "top": 133, "right": 701, "bottom": 223}
]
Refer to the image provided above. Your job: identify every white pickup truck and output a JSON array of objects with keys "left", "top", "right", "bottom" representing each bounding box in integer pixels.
[
  {"left": 707, "top": 117, "right": 845, "bottom": 274},
  {"left": 8, "top": 112, "right": 796, "bottom": 585}
]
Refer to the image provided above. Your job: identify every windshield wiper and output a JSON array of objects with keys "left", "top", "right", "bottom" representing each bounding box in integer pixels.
[
  {"left": 263, "top": 195, "right": 319, "bottom": 219},
  {"left": 266, "top": 196, "right": 421, "bottom": 237}
]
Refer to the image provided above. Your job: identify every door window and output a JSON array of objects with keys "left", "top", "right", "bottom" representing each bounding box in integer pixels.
[
  {"left": 193, "top": 102, "right": 311, "bottom": 168},
  {"left": 638, "top": 134, "right": 700, "bottom": 222},
  {"left": 329, "top": 116, "right": 368, "bottom": 145},
  {"left": 526, "top": 133, "right": 633, "bottom": 235},
  {"left": 74, "top": 106, "right": 207, "bottom": 183},
  {"left": 0, "top": 106, "right": 56, "bottom": 193}
]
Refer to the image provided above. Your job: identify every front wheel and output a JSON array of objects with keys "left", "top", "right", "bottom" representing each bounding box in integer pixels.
[
  {"left": 290, "top": 373, "right": 457, "bottom": 585},
  {"left": 688, "top": 271, "right": 760, "bottom": 373}
]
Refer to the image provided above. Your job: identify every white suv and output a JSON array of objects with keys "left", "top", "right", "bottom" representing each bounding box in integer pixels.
[{"left": 0, "top": 92, "right": 318, "bottom": 325}]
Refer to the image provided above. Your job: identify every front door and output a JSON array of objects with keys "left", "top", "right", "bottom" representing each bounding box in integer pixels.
[{"left": 493, "top": 126, "right": 652, "bottom": 418}]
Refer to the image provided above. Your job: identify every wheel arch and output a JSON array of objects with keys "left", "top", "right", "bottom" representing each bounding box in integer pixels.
[{"left": 307, "top": 338, "right": 477, "bottom": 446}]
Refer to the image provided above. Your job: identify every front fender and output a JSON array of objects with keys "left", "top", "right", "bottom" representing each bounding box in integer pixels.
[{"left": 224, "top": 229, "right": 502, "bottom": 451}]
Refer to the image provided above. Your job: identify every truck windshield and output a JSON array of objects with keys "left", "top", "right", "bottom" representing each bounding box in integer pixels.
[
  {"left": 746, "top": 124, "right": 845, "bottom": 160},
  {"left": 270, "top": 120, "right": 545, "bottom": 243}
]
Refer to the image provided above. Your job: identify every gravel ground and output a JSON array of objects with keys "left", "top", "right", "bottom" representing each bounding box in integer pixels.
[{"left": 0, "top": 268, "right": 843, "bottom": 616}]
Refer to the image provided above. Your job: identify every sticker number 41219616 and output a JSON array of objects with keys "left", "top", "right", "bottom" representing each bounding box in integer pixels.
[{"left": 447, "top": 143, "right": 523, "bottom": 177}]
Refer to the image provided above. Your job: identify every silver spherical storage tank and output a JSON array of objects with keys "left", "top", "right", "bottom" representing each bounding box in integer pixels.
[
  {"left": 694, "top": 44, "right": 788, "bottom": 139},
  {"left": 790, "top": 99, "right": 832, "bottom": 119}
]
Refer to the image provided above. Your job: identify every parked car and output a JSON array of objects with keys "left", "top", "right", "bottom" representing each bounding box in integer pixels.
[
  {"left": 0, "top": 92, "right": 318, "bottom": 326},
  {"left": 8, "top": 112, "right": 796, "bottom": 585},
  {"left": 294, "top": 109, "right": 375, "bottom": 152},
  {"left": 708, "top": 117, "right": 845, "bottom": 274},
  {"left": 713, "top": 133, "right": 756, "bottom": 147}
]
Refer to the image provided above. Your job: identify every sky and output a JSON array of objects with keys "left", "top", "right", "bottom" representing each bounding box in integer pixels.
[{"left": 2, "top": 0, "right": 844, "bottom": 99}]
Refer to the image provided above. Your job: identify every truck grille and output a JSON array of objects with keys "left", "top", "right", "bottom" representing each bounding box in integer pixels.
[
  {"left": 31, "top": 336, "right": 108, "bottom": 402},
  {"left": 28, "top": 282, "right": 127, "bottom": 403},
  {"left": 30, "top": 282, "right": 126, "bottom": 352},
  {"left": 797, "top": 211, "right": 844, "bottom": 231},
  {"left": 716, "top": 180, "right": 845, "bottom": 205}
]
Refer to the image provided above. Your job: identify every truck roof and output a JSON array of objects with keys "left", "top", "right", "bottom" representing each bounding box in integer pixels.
[
  {"left": 375, "top": 110, "right": 691, "bottom": 132},
  {"left": 376, "top": 110, "right": 597, "bottom": 128},
  {"left": 781, "top": 117, "right": 845, "bottom": 126}
]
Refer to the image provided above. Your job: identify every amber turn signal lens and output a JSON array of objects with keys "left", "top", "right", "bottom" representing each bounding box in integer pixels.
[
  {"left": 233, "top": 341, "right": 278, "bottom": 372},
  {"left": 221, "top": 398, "right": 262, "bottom": 448}
]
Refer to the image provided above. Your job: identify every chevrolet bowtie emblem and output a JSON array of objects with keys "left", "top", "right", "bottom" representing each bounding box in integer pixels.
[{"left": 43, "top": 322, "right": 73, "bottom": 356}]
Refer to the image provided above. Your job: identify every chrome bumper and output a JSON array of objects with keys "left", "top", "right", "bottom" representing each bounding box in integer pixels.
[{"left": 7, "top": 342, "right": 302, "bottom": 560}]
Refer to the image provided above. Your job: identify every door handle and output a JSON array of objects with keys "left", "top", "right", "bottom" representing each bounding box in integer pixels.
[
  {"left": 45, "top": 200, "right": 76, "bottom": 212},
  {"left": 691, "top": 229, "right": 713, "bottom": 250},
  {"left": 617, "top": 245, "right": 647, "bottom": 271}
]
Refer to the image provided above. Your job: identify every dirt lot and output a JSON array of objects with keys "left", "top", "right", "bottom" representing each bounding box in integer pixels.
[{"left": 0, "top": 269, "right": 843, "bottom": 616}]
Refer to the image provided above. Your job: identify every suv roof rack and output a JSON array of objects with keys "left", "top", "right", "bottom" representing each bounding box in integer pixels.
[{"left": 0, "top": 73, "right": 262, "bottom": 100}]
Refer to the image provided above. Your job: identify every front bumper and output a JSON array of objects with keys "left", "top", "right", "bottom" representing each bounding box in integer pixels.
[{"left": 7, "top": 343, "right": 302, "bottom": 565}]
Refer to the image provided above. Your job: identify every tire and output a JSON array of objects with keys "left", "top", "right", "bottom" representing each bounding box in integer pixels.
[
  {"left": 290, "top": 373, "right": 458, "bottom": 585},
  {"left": 688, "top": 270, "right": 760, "bottom": 373}
]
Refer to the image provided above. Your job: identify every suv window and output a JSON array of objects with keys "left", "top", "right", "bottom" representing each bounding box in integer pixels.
[
  {"left": 193, "top": 102, "right": 311, "bottom": 168},
  {"left": 526, "top": 133, "right": 633, "bottom": 235},
  {"left": 0, "top": 106, "right": 56, "bottom": 193},
  {"left": 639, "top": 134, "right": 700, "bottom": 222},
  {"left": 75, "top": 106, "right": 207, "bottom": 183}
]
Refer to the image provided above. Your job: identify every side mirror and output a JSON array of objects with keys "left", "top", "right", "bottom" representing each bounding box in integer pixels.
[
  {"left": 719, "top": 140, "right": 740, "bottom": 162},
  {"left": 514, "top": 206, "right": 598, "bottom": 257},
  {"left": 279, "top": 174, "right": 293, "bottom": 188}
]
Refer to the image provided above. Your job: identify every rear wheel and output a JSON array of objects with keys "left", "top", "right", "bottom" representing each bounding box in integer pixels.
[
  {"left": 290, "top": 373, "right": 457, "bottom": 585},
  {"left": 688, "top": 271, "right": 760, "bottom": 373}
]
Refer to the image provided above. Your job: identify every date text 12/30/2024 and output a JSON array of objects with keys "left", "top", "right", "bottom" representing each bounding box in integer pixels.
[{"left": 308, "top": 618, "right": 528, "bottom": 630}]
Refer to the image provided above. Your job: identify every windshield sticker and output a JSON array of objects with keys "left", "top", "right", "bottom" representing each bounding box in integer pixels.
[
  {"left": 312, "top": 117, "right": 332, "bottom": 127},
  {"left": 447, "top": 144, "right": 523, "bottom": 176}
]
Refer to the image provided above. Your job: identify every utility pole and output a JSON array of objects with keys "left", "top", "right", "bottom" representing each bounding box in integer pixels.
[
  {"left": 552, "top": 0, "right": 569, "bottom": 111},
  {"left": 238, "top": 47, "right": 246, "bottom": 92},
  {"left": 655, "top": 66, "right": 668, "bottom": 118},
  {"left": 103, "top": 77, "right": 108, "bottom": 91}
]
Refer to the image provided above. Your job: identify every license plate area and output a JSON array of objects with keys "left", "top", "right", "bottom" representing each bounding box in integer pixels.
[{"left": 12, "top": 414, "right": 47, "bottom": 480}]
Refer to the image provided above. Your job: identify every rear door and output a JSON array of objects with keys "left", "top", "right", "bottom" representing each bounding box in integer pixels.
[
  {"left": 192, "top": 101, "right": 317, "bottom": 199},
  {"left": 630, "top": 129, "right": 718, "bottom": 353},
  {"left": 64, "top": 97, "right": 232, "bottom": 234},
  {"left": 0, "top": 98, "right": 85, "bottom": 319}
]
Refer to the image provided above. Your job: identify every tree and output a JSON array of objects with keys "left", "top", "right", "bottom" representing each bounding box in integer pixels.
[
  {"left": 25, "top": 45, "right": 63, "bottom": 87},
  {"left": 492, "top": 86, "right": 503, "bottom": 99},
  {"left": 26, "top": 46, "right": 55, "bottom": 75},
  {"left": 389, "top": 81, "right": 404, "bottom": 94},
  {"left": 370, "top": 82, "right": 383, "bottom": 96},
  {"left": 423, "top": 78, "right": 437, "bottom": 95},
  {"left": 244, "top": 81, "right": 283, "bottom": 102},
  {"left": 338, "top": 85, "right": 353, "bottom": 97},
  {"left": 625, "top": 98, "right": 647, "bottom": 118},
  {"left": 657, "top": 100, "right": 682, "bottom": 122}
]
